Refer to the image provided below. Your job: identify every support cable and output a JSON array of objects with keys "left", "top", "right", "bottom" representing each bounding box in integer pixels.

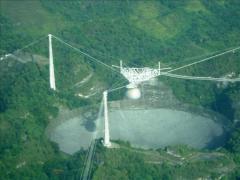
[
  {"left": 158, "top": 46, "right": 240, "bottom": 82},
  {"left": 51, "top": 35, "right": 129, "bottom": 93},
  {"left": 4, "top": 34, "right": 238, "bottom": 84},
  {"left": 51, "top": 34, "right": 240, "bottom": 84},
  {"left": 163, "top": 46, "right": 240, "bottom": 74},
  {"left": 0, "top": 35, "right": 47, "bottom": 60},
  {"left": 51, "top": 35, "right": 120, "bottom": 74},
  {"left": 80, "top": 141, "right": 93, "bottom": 180},
  {"left": 162, "top": 73, "right": 240, "bottom": 82},
  {"left": 164, "top": 45, "right": 240, "bottom": 67}
]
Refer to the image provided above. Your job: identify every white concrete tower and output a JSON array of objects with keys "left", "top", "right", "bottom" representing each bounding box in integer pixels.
[
  {"left": 48, "top": 34, "right": 56, "bottom": 90},
  {"left": 103, "top": 91, "right": 111, "bottom": 147},
  {"left": 158, "top": 61, "right": 161, "bottom": 75},
  {"left": 120, "top": 60, "right": 123, "bottom": 73}
]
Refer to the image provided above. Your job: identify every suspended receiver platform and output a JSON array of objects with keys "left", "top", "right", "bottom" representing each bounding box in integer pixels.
[{"left": 113, "top": 60, "right": 171, "bottom": 88}]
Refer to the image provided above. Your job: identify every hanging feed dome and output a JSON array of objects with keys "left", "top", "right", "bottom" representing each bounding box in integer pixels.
[{"left": 126, "top": 87, "right": 141, "bottom": 99}]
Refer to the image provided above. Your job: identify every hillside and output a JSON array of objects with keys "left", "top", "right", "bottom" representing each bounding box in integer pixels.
[{"left": 0, "top": 0, "right": 240, "bottom": 179}]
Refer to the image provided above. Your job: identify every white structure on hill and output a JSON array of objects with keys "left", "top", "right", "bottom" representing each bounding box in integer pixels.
[
  {"left": 103, "top": 91, "right": 111, "bottom": 147},
  {"left": 48, "top": 34, "right": 56, "bottom": 90}
]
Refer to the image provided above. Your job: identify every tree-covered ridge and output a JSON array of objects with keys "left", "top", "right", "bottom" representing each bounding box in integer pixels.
[
  {"left": 0, "top": 0, "right": 240, "bottom": 179},
  {"left": 91, "top": 141, "right": 239, "bottom": 179}
]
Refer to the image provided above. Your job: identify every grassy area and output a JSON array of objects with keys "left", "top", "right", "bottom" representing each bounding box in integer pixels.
[
  {"left": 185, "top": 0, "right": 209, "bottom": 13},
  {"left": 0, "top": 0, "right": 66, "bottom": 36},
  {"left": 130, "top": 1, "right": 187, "bottom": 40}
]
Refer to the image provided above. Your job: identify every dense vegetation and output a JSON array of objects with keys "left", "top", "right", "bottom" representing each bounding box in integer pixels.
[
  {"left": 91, "top": 140, "right": 239, "bottom": 179},
  {"left": 0, "top": 0, "right": 240, "bottom": 179}
]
